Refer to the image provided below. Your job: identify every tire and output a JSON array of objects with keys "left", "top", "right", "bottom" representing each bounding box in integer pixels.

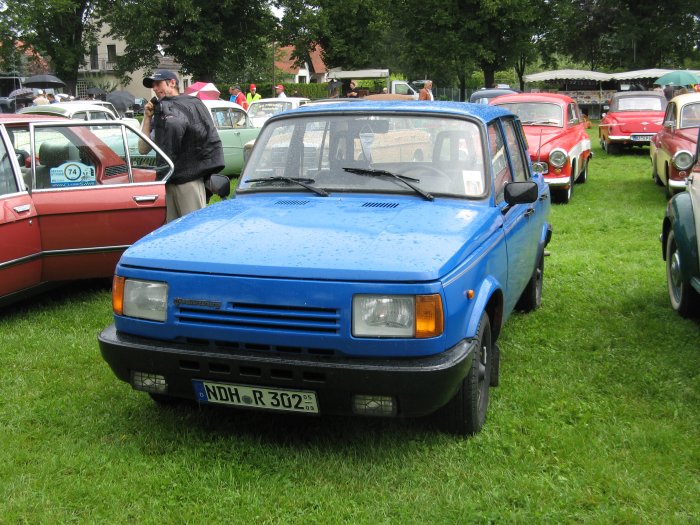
[
  {"left": 576, "top": 157, "right": 589, "bottom": 184},
  {"left": 666, "top": 230, "right": 700, "bottom": 317},
  {"left": 516, "top": 254, "right": 544, "bottom": 312},
  {"left": 437, "top": 312, "right": 492, "bottom": 435},
  {"left": 554, "top": 173, "right": 574, "bottom": 204}
]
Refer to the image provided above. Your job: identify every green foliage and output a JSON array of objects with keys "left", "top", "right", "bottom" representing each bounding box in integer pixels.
[
  {"left": 101, "top": 0, "right": 277, "bottom": 82},
  {"left": 1, "top": 126, "right": 699, "bottom": 522}
]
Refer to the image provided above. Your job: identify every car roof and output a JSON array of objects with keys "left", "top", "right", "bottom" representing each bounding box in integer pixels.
[
  {"left": 18, "top": 102, "right": 117, "bottom": 116},
  {"left": 670, "top": 92, "right": 700, "bottom": 105},
  {"left": 249, "top": 97, "right": 310, "bottom": 104},
  {"left": 0, "top": 113, "right": 64, "bottom": 124},
  {"left": 611, "top": 91, "right": 666, "bottom": 100},
  {"left": 489, "top": 92, "right": 574, "bottom": 105},
  {"left": 289, "top": 99, "right": 511, "bottom": 124},
  {"left": 199, "top": 99, "right": 248, "bottom": 112},
  {"left": 469, "top": 88, "right": 519, "bottom": 101}
]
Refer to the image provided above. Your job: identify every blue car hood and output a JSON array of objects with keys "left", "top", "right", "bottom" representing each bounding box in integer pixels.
[{"left": 121, "top": 194, "right": 498, "bottom": 282}]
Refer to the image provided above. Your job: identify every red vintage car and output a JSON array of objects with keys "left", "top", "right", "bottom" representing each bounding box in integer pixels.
[
  {"left": 490, "top": 93, "right": 592, "bottom": 203},
  {"left": 599, "top": 91, "right": 667, "bottom": 154},
  {"left": 0, "top": 114, "right": 172, "bottom": 307},
  {"left": 650, "top": 92, "right": 700, "bottom": 196}
]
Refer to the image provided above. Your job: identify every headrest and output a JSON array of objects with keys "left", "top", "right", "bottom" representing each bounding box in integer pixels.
[{"left": 39, "top": 142, "right": 71, "bottom": 168}]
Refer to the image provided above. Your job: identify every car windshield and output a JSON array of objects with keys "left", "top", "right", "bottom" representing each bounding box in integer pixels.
[
  {"left": 680, "top": 102, "right": 700, "bottom": 129},
  {"left": 239, "top": 113, "right": 487, "bottom": 198},
  {"left": 249, "top": 101, "right": 293, "bottom": 118},
  {"left": 496, "top": 102, "right": 562, "bottom": 127},
  {"left": 616, "top": 97, "right": 664, "bottom": 111}
]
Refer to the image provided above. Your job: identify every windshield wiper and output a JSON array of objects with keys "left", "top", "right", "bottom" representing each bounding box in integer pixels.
[
  {"left": 342, "top": 167, "right": 433, "bottom": 201},
  {"left": 243, "top": 176, "right": 329, "bottom": 197}
]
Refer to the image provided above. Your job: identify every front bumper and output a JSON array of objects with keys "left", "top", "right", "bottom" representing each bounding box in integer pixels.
[{"left": 98, "top": 324, "right": 475, "bottom": 418}]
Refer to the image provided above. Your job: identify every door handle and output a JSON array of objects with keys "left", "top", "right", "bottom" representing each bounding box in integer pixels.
[
  {"left": 539, "top": 193, "right": 548, "bottom": 201},
  {"left": 524, "top": 207, "right": 535, "bottom": 217},
  {"left": 13, "top": 204, "right": 31, "bottom": 213},
  {"left": 133, "top": 195, "right": 159, "bottom": 203}
]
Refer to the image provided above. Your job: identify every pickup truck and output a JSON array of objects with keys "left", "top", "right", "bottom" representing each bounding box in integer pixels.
[{"left": 99, "top": 100, "right": 552, "bottom": 435}]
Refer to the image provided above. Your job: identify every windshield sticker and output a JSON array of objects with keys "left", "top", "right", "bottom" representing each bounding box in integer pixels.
[{"left": 50, "top": 162, "right": 96, "bottom": 187}]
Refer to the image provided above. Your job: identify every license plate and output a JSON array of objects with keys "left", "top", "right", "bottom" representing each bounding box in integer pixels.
[
  {"left": 631, "top": 134, "right": 653, "bottom": 142},
  {"left": 192, "top": 380, "right": 319, "bottom": 414}
]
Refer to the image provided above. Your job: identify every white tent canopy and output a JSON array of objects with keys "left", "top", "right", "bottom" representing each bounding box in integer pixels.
[
  {"left": 610, "top": 69, "right": 672, "bottom": 80},
  {"left": 524, "top": 69, "right": 611, "bottom": 82},
  {"left": 327, "top": 68, "right": 390, "bottom": 80}
]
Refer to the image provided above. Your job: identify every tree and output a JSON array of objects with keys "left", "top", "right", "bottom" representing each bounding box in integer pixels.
[
  {"left": 1, "top": 0, "right": 101, "bottom": 94},
  {"left": 101, "top": 0, "right": 277, "bottom": 83}
]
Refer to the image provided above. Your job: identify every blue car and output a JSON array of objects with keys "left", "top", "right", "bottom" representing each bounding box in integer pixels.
[{"left": 99, "top": 101, "right": 552, "bottom": 435}]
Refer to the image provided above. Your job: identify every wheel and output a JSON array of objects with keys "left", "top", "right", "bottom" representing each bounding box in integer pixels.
[
  {"left": 402, "top": 165, "right": 452, "bottom": 192},
  {"left": 437, "top": 312, "right": 492, "bottom": 435},
  {"left": 516, "top": 254, "right": 543, "bottom": 312},
  {"left": 576, "top": 157, "right": 589, "bottom": 184},
  {"left": 665, "top": 230, "right": 700, "bottom": 317},
  {"left": 554, "top": 173, "right": 574, "bottom": 204}
]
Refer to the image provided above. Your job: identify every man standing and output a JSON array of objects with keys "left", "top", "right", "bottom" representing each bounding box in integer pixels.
[
  {"left": 247, "top": 84, "right": 261, "bottom": 105},
  {"left": 229, "top": 85, "right": 247, "bottom": 109},
  {"left": 139, "top": 70, "right": 224, "bottom": 222},
  {"left": 419, "top": 80, "right": 434, "bottom": 101},
  {"left": 275, "top": 84, "right": 287, "bottom": 98}
]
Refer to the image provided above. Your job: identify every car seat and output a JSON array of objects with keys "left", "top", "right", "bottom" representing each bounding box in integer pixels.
[{"left": 34, "top": 142, "right": 80, "bottom": 189}]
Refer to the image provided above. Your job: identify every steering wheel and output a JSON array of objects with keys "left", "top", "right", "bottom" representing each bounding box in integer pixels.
[{"left": 401, "top": 164, "right": 453, "bottom": 192}]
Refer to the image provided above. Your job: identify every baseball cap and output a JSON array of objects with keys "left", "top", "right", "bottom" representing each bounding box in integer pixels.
[
  {"left": 250, "top": 84, "right": 256, "bottom": 89},
  {"left": 143, "top": 70, "right": 178, "bottom": 88},
  {"left": 275, "top": 85, "right": 284, "bottom": 90},
  {"left": 233, "top": 85, "right": 242, "bottom": 91}
]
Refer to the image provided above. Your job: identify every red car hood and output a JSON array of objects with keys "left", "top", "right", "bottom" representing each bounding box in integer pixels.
[{"left": 522, "top": 126, "right": 566, "bottom": 153}]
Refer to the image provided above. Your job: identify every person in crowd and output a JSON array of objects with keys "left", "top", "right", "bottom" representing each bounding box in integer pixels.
[
  {"left": 346, "top": 80, "right": 359, "bottom": 98},
  {"left": 229, "top": 85, "right": 247, "bottom": 109},
  {"left": 419, "top": 80, "right": 434, "bottom": 101},
  {"left": 275, "top": 84, "right": 287, "bottom": 98},
  {"left": 139, "top": 70, "right": 224, "bottom": 222},
  {"left": 46, "top": 93, "right": 57, "bottom": 104},
  {"left": 246, "top": 84, "right": 261, "bottom": 105},
  {"left": 663, "top": 83, "right": 674, "bottom": 101},
  {"left": 581, "top": 110, "right": 592, "bottom": 129},
  {"left": 33, "top": 90, "right": 49, "bottom": 105}
]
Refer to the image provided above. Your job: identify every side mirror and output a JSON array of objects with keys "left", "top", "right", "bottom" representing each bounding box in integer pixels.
[{"left": 504, "top": 181, "right": 538, "bottom": 208}]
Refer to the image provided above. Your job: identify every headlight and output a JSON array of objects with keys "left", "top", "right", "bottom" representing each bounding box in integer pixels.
[
  {"left": 113, "top": 276, "right": 168, "bottom": 322},
  {"left": 548, "top": 148, "right": 568, "bottom": 168},
  {"left": 672, "top": 150, "right": 694, "bottom": 171},
  {"left": 352, "top": 294, "right": 443, "bottom": 338}
]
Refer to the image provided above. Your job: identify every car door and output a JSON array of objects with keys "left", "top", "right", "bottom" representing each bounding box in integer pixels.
[
  {"left": 654, "top": 102, "right": 677, "bottom": 182},
  {"left": 0, "top": 125, "right": 42, "bottom": 304},
  {"left": 490, "top": 120, "right": 542, "bottom": 312},
  {"left": 211, "top": 106, "right": 260, "bottom": 176},
  {"left": 25, "top": 121, "right": 172, "bottom": 282}
]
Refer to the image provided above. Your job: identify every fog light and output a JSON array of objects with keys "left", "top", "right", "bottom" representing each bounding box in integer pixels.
[
  {"left": 352, "top": 394, "right": 396, "bottom": 416},
  {"left": 132, "top": 371, "right": 168, "bottom": 393}
]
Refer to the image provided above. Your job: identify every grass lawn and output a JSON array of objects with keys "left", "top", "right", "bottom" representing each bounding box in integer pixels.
[{"left": 1, "top": 125, "right": 698, "bottom": 524}]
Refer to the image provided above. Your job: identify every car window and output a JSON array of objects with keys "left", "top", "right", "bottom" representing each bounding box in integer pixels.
[
  {"left": 617, "top": 97, "right": 665, "bottom": 111},
  {"left": 680, "top": 103, "right": 700, "bottom": 128},
  {"left": 29, "top": 122, "right": 170, "bottom": 190},
  {"left": 664, "top": 103, "right": 677, "bottom": 126},
  {"left": 567, "top": 103, "right": 579, "bottom": 125},
  {"left": 241, "top": 114, "right": 486, "bottom": 198},
  {"left": 503, "top": 119, "right": 529, "bottom": 183},
  {"left": 91, "top": 111, "right": 114, "bottom": 121},
  {"left": 496, "top": 102, "right": 562, "bottom": 127},
  {"left": 0, "top": 135, "right": 18, "bottom": 196},
  {"left": 489, "top": 122, "right": 512, "bottom": 202},
  {"left": 71, "top": 112, "right": 89, "bottom": 121}
]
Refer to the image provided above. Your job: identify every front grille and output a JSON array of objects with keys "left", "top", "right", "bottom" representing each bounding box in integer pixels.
[{"left": 176, "top": 301, "right": 340, "bottom": 334}]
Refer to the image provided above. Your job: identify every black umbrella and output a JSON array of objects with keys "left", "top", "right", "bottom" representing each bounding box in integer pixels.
[
  {"left": 8, "top": 87, "right": 35, "bottom": 99},
  {"left": 86, "top": 86, "right": 107, "bottom": 96},
  {"left": 23, "top": 74, "right": 66, "bottom": 88},
  {"left": 106, "top": 90, "right": 136, "bottom": 113}
]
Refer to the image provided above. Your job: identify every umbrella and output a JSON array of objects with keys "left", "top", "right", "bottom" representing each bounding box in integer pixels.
[
  {"left": 654, "top": 70, "right": 700, "bottom": 87},
  {"left": 23, "top": 74, "right": 66, "bottom": 88},
  {"left": 106, "top": 90, "right": 136, "bottom": 113},
  {"left": 184, "top": 81, "right": 220, "bottom": 100},
  {"left": 8, "top": 87, "right": 35, "bottom": 99},
  {"left": 87, "top": 87, "right": 107, "bottom": 96}
]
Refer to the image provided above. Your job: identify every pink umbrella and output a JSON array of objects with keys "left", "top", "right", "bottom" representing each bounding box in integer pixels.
[{"left": 184, "top": 81, "right": 220, "bottom": 100}]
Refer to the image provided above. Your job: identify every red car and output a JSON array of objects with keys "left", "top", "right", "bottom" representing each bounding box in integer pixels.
[
  {"left": 650, "top": 92, "right": 700, "bottom": 196},
  {"left": 491, "top": 93, "right": 592, "bottom": 203},
  {"left": 599, "top": 91, "right": 667, "bottom": 154},
  {"left": 0, "top": 114, "right": 172, "bottom": 307}
]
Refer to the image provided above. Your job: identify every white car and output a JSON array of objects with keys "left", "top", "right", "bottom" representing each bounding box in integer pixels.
[
  {"left": 19, "top": 102, "right": 140, "bottom": 129},
  {"left": 247, "top": 97, "right": 310, "bottom": 127}
]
